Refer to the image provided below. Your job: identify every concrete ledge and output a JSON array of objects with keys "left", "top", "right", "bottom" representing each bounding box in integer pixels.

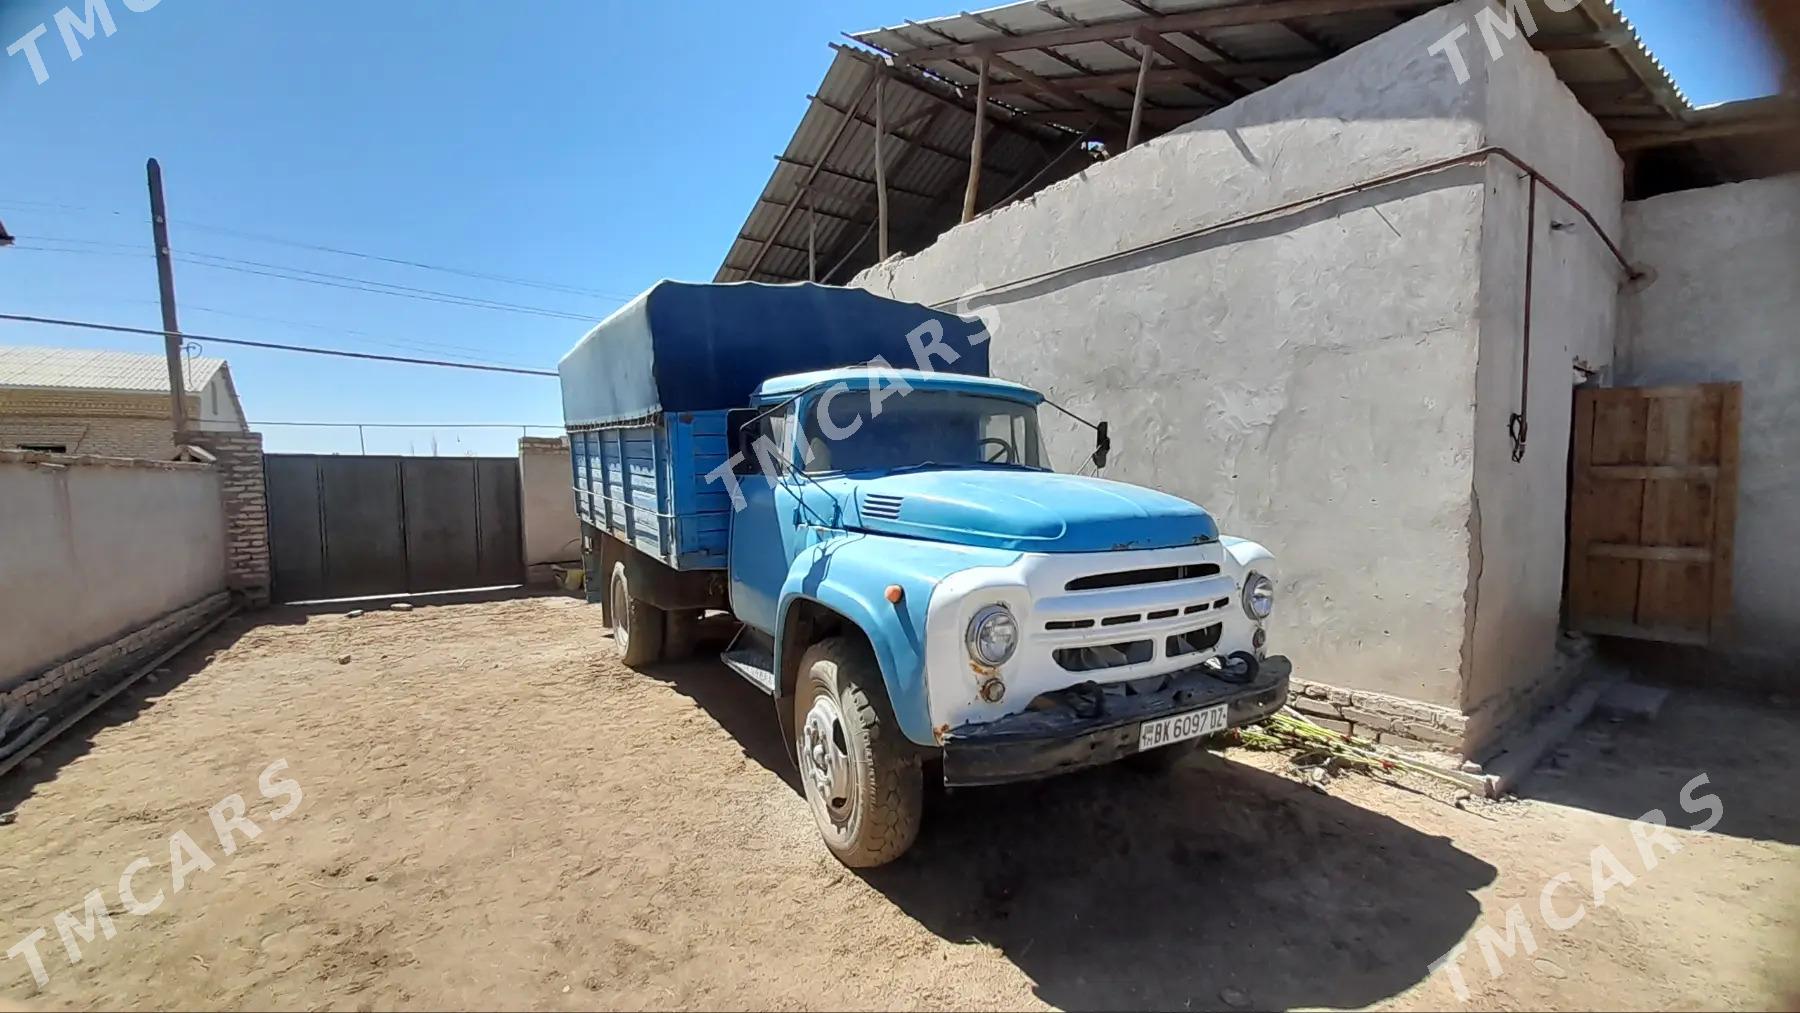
[
  {"left": 1478, "top": 677, "right": 1614, "bottom": 798},
  {"left": 0, "top": 591, "right": 231, "bottom": 730}
]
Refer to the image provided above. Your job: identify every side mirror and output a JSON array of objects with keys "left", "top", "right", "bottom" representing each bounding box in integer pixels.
[
  {"left": 728, "top": 407, "right": 789, "bottom": 477},
  {"left": 1092, "top": 421, "right": 1111, "bottom": 470},
  {"left": 727, "top": 408, "right": 760, "bottom": 476}
]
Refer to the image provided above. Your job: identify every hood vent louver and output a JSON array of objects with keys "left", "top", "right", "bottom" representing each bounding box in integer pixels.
[{"left": 862, "top": 493, "right": 905, "bottom": 520}]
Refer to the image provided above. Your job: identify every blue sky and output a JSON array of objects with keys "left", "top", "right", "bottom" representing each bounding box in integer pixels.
[{"left": 0, "top": 0, "right": 1783, "bottom": 455}]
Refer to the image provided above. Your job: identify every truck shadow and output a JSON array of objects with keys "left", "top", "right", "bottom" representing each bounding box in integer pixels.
[
  {"left": 863, "top": 752, "right": 1495, "bottom": 1011},
  {"left": 647, "top": 648, "right": 1494, "bottom": 1011}
]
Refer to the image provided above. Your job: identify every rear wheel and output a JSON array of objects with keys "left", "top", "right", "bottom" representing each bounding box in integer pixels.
[
  {"left": 610, "top": 561, "right": 665, "bottom": 667},
  {"left": 794, "top": 637, "right": 922, "bottom": 868}
]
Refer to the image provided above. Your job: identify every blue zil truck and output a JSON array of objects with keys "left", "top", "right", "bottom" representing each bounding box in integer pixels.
[{"left": 560, "top": 281, "right": 1289, "bottom": 866}]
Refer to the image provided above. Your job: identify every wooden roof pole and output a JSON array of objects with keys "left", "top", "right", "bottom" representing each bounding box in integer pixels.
[
  {"left": 876, "top": 75, "right": 890, "bottom": 261},
  {"left": 1127, "top": 44, "right": 1154, "bottom": 148},
  {"left": 963, "top": 57, "right": 990, "bottom": 223}
]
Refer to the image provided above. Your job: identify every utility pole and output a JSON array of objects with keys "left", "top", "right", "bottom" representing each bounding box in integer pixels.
[{"left": 146, "top": 158, "right": 189, "bottom": 439}]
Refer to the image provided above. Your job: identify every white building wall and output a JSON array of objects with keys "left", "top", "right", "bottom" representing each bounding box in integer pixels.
[
  {"left": 1463, "top": 19, "right": 1626, "bottom": 745},
  {"left": 855, "top": 3, "right": 1498, "bottom": 707},
  {"left": 1617, "top": 173, "right": 1800, "bottom": 678}
]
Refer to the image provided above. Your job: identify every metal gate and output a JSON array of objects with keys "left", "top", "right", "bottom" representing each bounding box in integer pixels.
[{"left": 265, "top": 455, "right": 525, "bottom": 603}]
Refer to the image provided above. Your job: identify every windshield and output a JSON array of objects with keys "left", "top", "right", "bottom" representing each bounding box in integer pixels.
[{"left": 800, "top": 389, "right": 1045, "bottom": 473}]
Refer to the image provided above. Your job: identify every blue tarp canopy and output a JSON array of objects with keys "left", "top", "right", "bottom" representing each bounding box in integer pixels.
[{"left": 558, "top": 281, "right": 991, "bottom": 428}]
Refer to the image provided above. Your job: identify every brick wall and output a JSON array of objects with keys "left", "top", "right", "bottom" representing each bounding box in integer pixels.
[
  {"left": 179, "top": 430, "right": 272, "bottom": 606},
  {"left": 1288, "top": 678, "right": 1468, "bottom": 754},
  {"left": 0, "top": 415, "right": 176, "bottom": 459},
  {"left": 0, "top": 592, "right": 231, "bottom": 757},
  {"left": 0, "top": 390, "right": 214, "bottom": 459}
]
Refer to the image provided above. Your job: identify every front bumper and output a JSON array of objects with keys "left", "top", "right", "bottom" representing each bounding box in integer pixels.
[{"left": 940, "top": 655, "right": 1291, "bottom": 787}]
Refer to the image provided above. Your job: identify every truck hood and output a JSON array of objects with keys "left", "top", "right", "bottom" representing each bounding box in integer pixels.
[{"left": 844, "top": 469, "right": 1217, "bottom": 553}]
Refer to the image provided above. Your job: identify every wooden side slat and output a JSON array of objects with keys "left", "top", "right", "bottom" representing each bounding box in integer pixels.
[
  {"left": 1576, "top": 618, "right": 1712, "bottom": 647},
  {"left": 1638, "top": 392, "right": 1717, "bottom": 636},
  {"left": 1581, "top": 390, "right": 1647, "bottom": 626},
  {"left": 1709, "top": 384, "right": 1743, "bottom": 642},
  {"left": 1590, "top": 395, "right": 1648, "bottom": 465},
  {"left": 1590, "top": 544, "right": 1714, "bottom": 563},
  {"left": 1567, "top": 389, "right": 1600, "bottom": 629},
  {"left": 1589, "top": 465, "right": 1719, "bottom": 480}
]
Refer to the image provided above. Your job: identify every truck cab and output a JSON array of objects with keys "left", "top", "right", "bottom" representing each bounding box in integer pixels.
[{"left": 562, "top": 282, "right": 1288, "bottom": 867}]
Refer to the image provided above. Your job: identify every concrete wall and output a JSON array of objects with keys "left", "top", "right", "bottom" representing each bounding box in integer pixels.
[
  {"left": 0, "top": 452, "right": 227, "bottom": 685},
  {"left": 519, "top": 436, "right": 580, "bottom": 584},
  {"left": 1462, "top": 22, "right": 1626, "bottom": 745},
  {"left": 855, "top": 2, "right": 1494, "bottom": 707},
  {"left": 1617, "top": 173, "right": 1800, "bottom": 674}
]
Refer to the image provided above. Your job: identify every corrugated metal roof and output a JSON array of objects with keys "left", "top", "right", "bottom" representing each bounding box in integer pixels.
[
  {"left": 717, "top": 47, "right": 1087, "bottom": 286},
  {"left": 719, "top": 0, "right": 1793, "bottom": 284},
  {"left": 0, "top": 345, "right": 226, "bottom": 395}
]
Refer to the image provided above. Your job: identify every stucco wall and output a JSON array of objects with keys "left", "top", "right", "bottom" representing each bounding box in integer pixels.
[
  {"left": 519, "top": 436, "right": 581, "bottom": 580},
  {"left": 1617, "top": 173, "right": 1800, "bottom": 670},
  {"left": 855, "top": 3, "right": 1494, "bottom": 706},
  {"left": 0, "top": 452, "right": 227, "bottom": 684},
  {"left": 1463, "top": 21, "right": 1625, "bottom": 744}
]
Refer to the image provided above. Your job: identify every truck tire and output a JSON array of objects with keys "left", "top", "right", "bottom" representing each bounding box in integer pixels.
[
  {"left": 609, "top": 561, "right": 665, "bottom": 667},
  {"left": 794, "top": 637, "right": 922, "bottom": 868},
  {"left": 662, "top": 609, "right": 702, "bottom": 662}
]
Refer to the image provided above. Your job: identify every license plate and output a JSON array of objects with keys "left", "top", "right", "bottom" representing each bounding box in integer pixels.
[{"left": 1138, "top": 703, "right": 1229, "bottom": 752}]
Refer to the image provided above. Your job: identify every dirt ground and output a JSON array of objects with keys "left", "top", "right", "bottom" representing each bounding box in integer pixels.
[{"left": 2, "top": 592, "right": 1796, "bottom": 1011}]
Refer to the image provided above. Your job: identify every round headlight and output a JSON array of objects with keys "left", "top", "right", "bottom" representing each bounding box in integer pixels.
[
  {"left": 966, "top": 605, "right": 1019, "bottom": 666},
  {"left": 1243, "top": 572, "right": 1274, "bottom": 621}
]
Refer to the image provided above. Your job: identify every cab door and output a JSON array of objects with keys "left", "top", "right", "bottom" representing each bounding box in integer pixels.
[{"left": 728, "top": 405, "right": 809, "bottom": 634}]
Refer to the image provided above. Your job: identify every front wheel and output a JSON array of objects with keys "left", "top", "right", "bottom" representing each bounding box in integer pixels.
[
  {"left": 609, "top": 561, "right": 665, "bottom": 667},
  {"left": 794, "top": 637, "right": 923, "bottom": 868}
]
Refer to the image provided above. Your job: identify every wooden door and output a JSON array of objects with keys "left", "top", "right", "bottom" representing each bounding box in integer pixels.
[{"left": 1568, "top": 384, "right": 1742, "bottom": 645}]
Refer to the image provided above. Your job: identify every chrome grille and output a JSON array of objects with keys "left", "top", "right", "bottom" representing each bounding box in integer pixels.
[{"left": 1043, "top": 595, "right": 1229, "bottom": 631}]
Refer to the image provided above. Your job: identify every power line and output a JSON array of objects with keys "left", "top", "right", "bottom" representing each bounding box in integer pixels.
[
  {"left": 256, "top": 421, "right": 563, "bottom": 429},
  {"left": 10, "top": 242, "right": 143, "bottom": 259},
  {"left": 11, "top": 242, "right": 604, "bottom": 325},
  {"left": 175, "top": 302, "right": 538, "bottom": 366},
  {"left": 174, "top": 252, "right": 601, "bottom": 322},
  {"left": 0, "top": 313, "right": 559, "bottom": 377},
  {"left": 0, "top": 288, "right": 543, "bottom": 370},
  {"left": 179, "top": 220, "right": 637, "bottom": 302},
  {"left": 13, "top": 234, "right": 143, "bottom": 252},
  {"left": 0, "top": 199, "right": 639, "bottom": 303}
]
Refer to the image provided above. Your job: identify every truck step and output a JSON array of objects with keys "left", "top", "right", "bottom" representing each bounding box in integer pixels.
[{"left": 721, "top": 647, "right": 777, "bottom": 695}]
